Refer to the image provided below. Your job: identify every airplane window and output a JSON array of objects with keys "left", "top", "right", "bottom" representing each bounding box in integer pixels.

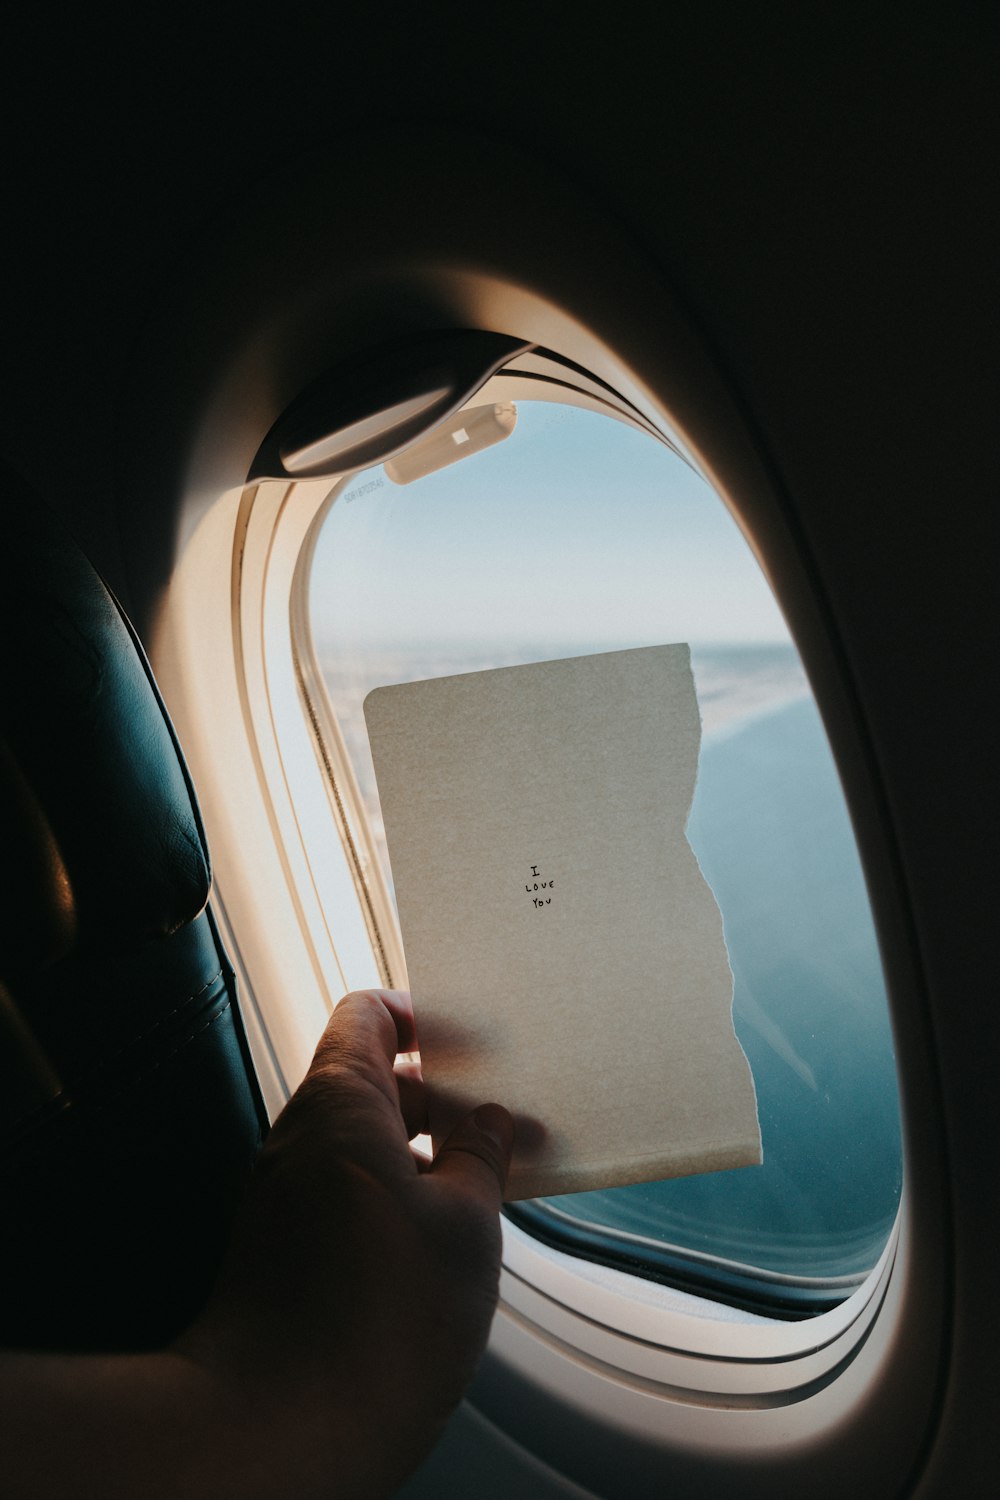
[{"left": 306, "top": 400, "right": 902, "bottom": 1317}]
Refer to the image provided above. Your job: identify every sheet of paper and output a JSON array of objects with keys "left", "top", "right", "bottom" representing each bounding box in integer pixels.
[{"left": 364, "top": 644, "right": 761, "bottom": 1200}]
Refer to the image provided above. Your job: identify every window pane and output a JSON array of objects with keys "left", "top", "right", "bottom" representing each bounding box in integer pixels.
[{"left": 307, "top": 401, "right": 901, "bottom": 1312}]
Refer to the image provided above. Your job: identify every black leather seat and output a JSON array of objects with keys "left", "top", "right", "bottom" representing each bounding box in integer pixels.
[{"left": 0, "top": 473, "right": 266, "bottom": 1352}]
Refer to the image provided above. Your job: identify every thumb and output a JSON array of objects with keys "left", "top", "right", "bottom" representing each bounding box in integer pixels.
[{"left": 430, "top": 1104, "right": 514, "bottom": 1207}]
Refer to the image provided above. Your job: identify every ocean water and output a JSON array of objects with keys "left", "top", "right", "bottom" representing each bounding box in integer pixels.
[{"left": 538, "top": 695, "right": 903, "bottom": 1281}]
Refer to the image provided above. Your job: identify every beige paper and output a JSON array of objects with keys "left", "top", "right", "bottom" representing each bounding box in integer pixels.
[{"left": 364, "top": 644, "right": 761, "bottom": 1200}]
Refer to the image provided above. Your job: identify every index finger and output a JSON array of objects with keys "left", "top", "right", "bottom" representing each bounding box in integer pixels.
[{"left": 310, "top": 989, "right": 418, "bottom": 1087}]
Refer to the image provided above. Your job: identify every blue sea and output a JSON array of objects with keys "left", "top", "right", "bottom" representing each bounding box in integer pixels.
[{"left": 539, "top": 693, "right": 903, "bottom": 1282}]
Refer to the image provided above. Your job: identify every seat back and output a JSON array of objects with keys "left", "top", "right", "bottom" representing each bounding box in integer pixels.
[{"left": 0, "top": 471, "right": 266, "bottom": 1351}]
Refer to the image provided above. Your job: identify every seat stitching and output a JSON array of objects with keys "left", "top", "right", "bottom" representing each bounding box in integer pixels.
[
  {"left": 0, "top": 999, "right": 235, "bottom": 1175},
  {"left": 95, "top": 997, "right": 234, "bottom": 1109},
  {"left": 2, "top": 968, "right": 225, "bottom": 1134},
  {"left": 87, "top": 967, "right": 226, "bottom": 1072}
]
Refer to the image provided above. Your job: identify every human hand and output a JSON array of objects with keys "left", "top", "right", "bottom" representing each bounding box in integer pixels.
[{"left": 177, "top": 989, "right": 513, "bottom": 1498}]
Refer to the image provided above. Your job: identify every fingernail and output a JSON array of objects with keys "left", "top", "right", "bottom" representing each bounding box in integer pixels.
[{"left": 473, "top": 1104, "right": 513, "bottom": 1152}]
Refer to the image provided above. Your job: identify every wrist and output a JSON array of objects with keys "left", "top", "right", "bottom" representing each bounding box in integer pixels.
[{"left": 169, "top": 1315, "right": 397, "bottom": 1500}]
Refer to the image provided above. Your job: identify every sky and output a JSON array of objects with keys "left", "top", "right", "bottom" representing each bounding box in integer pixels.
[{"left": 310, "top": 400, "right": 791, "bottom": 657}]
